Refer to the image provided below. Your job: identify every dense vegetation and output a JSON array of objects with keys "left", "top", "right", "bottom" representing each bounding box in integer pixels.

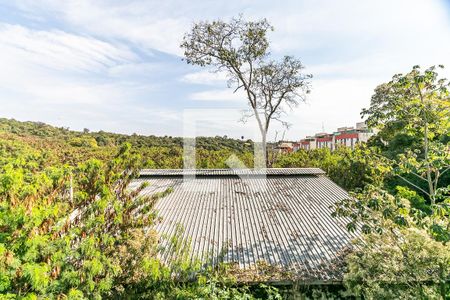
[
  {"left": 263, "top": 66, "right": 450, "bottom": 298},
  {"left": 0, "top": 118, "right": 389, "bottom": 192},
  {"left": 334, "top": 66, "right": 450, "bottom": 299},
  {"left": 0, "top": 65, "right": 449, "bottom": 299},
  {"left": 0, "top": 118, "right": 254, "bottom": 169},
  {"left": 0, "top": 131, "right": 281, "bottom": 299}
]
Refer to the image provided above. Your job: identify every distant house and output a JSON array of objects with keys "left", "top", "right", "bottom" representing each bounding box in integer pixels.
[
  {"left": 315, "top": 133, "right": 334, "bottom": 150},
  {"left": 296, "top": 136, "right": 316, "bottom": 151},
  {"left": 333, "top": 122, "right": 373, "bottom": 149},
  {"left": 295, "top": 122, "right": 374, "bottom": 151},
  {"left": 275, "top": 142, "right": 294, "bottom": 154},
  {"left": 132, "top": 168, "right": 356, "bottom": 283}
]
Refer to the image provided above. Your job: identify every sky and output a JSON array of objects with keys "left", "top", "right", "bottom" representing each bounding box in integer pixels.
[{"left": 0, "top": 0, "right": 450, "bottom": 140}]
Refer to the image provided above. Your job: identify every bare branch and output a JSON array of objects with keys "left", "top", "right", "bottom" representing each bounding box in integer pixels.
[
  {"left": 396, "top": 174, "right": 431, "bottom": 197},
  {"left": 440, "top": 165, "right": 450, "bottom": 177},
  {"left": 233, "top": 84, "right": 244, "bottom": 93},
  {"left": 407, "top": 171, "right": 429, "bottom": 183}
]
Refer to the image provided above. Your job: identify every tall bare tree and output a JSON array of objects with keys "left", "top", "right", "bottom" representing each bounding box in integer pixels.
[{"left": 181, "top": 16, "right": 311, "bottom": 166}]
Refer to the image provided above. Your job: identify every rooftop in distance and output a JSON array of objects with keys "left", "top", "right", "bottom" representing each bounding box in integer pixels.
[{"left": 277, "top": 122, "right": 375, "bottom": 153}]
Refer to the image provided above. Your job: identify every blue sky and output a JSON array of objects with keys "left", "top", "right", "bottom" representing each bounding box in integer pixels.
[{"left": 0, "top": 0, "right": 449, "bottom": 140}]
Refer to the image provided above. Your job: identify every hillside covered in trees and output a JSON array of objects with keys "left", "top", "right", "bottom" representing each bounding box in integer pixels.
[{"left": 0, "top": 118, "right": 254, "bottom": 169}]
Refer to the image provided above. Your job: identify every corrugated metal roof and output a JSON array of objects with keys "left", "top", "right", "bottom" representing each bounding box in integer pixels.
[
  {"left": 139, "top": 168, "right": 326, "bottom": 177},
  {"left": 131, "top": 168, "right": 355, "bottom": 283}
]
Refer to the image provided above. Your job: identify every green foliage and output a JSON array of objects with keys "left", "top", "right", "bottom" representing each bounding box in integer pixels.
[
  {"left": 0, "top": 143, "right": 159, "bottom": 298},
  {"left": 345, "top": 228, "right": 450, "bottom": 299},
  {"left": 69, "top": 136, "right": 98, "bottom": 148},
  {"left": 0, "top": 118, "right": 254, "bottom": 170},
  {"left": 274, "top": 144, "right": 391, "bottom": 191},
  {"left": 362, "top": 65, "right": 450, "bottom": 204},
  {"left": 333, "top": 184, "right": 450, "bottom": 298},
  {"left": 0, "top": 128, "right": 282, "bottom": 299},
  {"left": 333, "top": 65, "right": 450, "bottom": 298},
  {"left": 395, "top": 186, "right": 431, "bottom": 214},
  {"left": 394, "top": 141, "right": 450, "bottom": 202},
  {"left": 362, "top": 65, "right": 450, "bottom": 151}
]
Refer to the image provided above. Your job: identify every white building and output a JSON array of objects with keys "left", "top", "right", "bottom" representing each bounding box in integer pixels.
[{"left": 295, "top": 122, "right": 374, "bottom": 151}]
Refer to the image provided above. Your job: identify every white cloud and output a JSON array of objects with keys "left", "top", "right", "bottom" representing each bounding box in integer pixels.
[
  {"left": 181, "top": 70, "right": 228, "bottom": 85},
  {"left": 189, "top": 89, "right": 246, "bottom": 102},
  {"left": 12, "top": 0, "right": 190, "bottom": 56},
  {"left": 0, "top": 21, "right": 172, "bottom": 135},
  {"left": 0, "top": 22, "right": 142, "bottom": 107},
  {"left": 108, "top": 63, "right": 164, "bottom": 78},
  {"left": 0, "top": 23, "right": 136, "bottom": 73}
]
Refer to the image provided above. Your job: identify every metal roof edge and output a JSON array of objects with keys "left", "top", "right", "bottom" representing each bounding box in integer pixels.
[
  {"left": 243, "top": 279, "right": 344, "bottom": 286},
  {"left": 139, "top": 168, "right": 326, "bottom": 177}
]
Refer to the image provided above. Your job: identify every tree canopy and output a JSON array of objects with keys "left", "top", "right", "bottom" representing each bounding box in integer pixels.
[
  {"left": 363, "top": 66, "right": 450, "bottom": 205},
  {"left": 363, "top": 65, "right": 450, "bottom": 153},
  {"left": 181, "top": 16, "right": 312, "bottom": 165}
]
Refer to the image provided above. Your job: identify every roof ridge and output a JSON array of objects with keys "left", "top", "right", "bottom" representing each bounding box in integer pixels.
[{"left": 139, "top": 168, "right": 326, "bottom": 177}]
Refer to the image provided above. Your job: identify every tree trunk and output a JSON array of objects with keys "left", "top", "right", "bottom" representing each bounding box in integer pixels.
[
  {"left": 261, "top": 130, "right": 267, "bottom": 168},
  {"left": 252, "top": 109, "right": 268, "bottom": 168},
  {"left": 254, "top": 129, "right": 267, "bottom": 169},
  {"left": 424, "top": 117, "right": 435, "bottom": 205},
  {"left": 417, "top": 84, "right": 435, "bottom": 205}
]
